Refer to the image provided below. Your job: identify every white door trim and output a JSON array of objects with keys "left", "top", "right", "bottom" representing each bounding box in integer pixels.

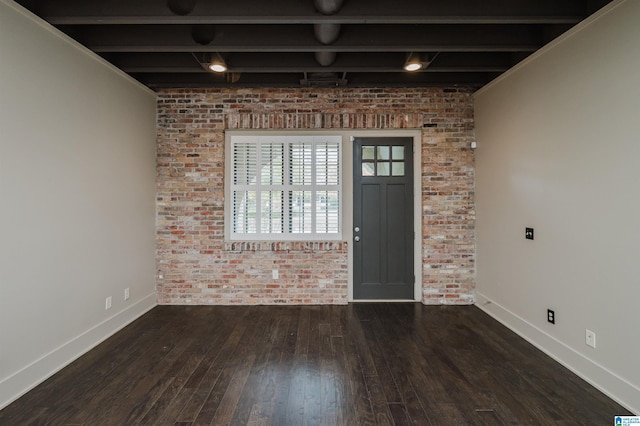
[{"left": 344, "top": 130, "right": 422, "bottom": 302}]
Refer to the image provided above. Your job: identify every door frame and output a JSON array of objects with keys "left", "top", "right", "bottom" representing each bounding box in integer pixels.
[{"left": 343, "top": 130, "right": 422, "bottom": 302}]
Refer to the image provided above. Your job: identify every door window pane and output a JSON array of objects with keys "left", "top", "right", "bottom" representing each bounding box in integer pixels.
[
  {"left": 377, "top": 146, "right": 390, "bottom": 160},
  {"left": 362, "top": 162, "right": 375, "bottom": 176},
  {"left": 392, "top": 146, "right": 405, "bottom": 160},
  {"left": 362, "top": 146, "right": 375, "bottom": 160},
  {"left": 392, "top": 162, "right": 405, "bottom": 176},
  {"left": 362, "top": 146, "right": 408, "bottom": 177},
  {"left": 377, "top": 162, "right": 390, "bottom": 176}
]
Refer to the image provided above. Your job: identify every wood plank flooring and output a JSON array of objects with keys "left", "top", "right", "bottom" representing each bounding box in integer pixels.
[{"left": 0, "top": 304, "right": 632, "bottom": 425}]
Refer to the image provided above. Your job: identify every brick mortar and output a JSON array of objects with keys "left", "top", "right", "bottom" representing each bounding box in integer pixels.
[{"left": 156, "top": 87, "right": 475, "bottom": 305}]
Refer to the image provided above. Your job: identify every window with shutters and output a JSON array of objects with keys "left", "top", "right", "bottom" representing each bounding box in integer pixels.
[{"left": 228, "top": 135, "right": 341, "bottom": 240}]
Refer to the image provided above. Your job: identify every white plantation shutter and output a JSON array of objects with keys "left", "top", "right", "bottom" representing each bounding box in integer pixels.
[
  {"left": 230, "top": 135, "right": 341, "bottom": 240},
  {"left": 314, "top": 139, "right": 340, "bottom": 234},
  {"left": 232, "top": 142, "right": 258, "bottom": 234},
  {"left": 289, "top": 141, "right": 312, "bottom": 185},
  {"left": 259, "top": 142, "right": 284, "bottom": 233},
  {"left": 260, "top": 142, "right": 284, "bottom": 185},
  {"left": 315, "top": 140, "right": 340, "bottom": 186},
  {"left": 289, "top": 190, "right": 312, "bottom": 233},
  {"left": 316, "top": 190, "right": 339, "bottom": 234},
  {"left": 261, "top": 190, "right": 283, "bottom": 233}
]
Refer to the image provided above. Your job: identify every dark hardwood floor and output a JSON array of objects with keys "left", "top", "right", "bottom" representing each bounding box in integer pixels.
[{"left": 0, "top": 304, "right": 631, "bottom": 425}]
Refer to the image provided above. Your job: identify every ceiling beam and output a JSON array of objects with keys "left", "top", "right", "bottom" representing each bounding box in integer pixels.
[
  {"left": 22, "top": 0, "right": 590, "bottom": 25},
  {"left": 45, "top": 16, "right": 585, "bottom": 26},
  {"left": 135, "top": 71, "right": 491, "bottom": 89},
  {"left": 110, "top": 52, "right": 513, "bottom": 74},
  {"left": 121, "top": 65, "right": 511, "bottom": 74},
  {"left": 92, "top": 44, "right": 539, "bottom": 54},
  {"left": 65, "top": 24, "right": 543, "bottom": 53}
]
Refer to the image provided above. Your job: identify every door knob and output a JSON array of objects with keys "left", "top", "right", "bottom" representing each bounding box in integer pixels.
[{"left": 354, "top": 236, "right": 360, "bottom": 242}]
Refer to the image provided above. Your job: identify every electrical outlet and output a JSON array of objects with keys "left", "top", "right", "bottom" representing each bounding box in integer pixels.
[
  {"left": 272, "top": 269, "right": 279, "bottom": 280},
  {"left": 105, "top": 296, "right": 112, "bottom": 310},
  {"left": 124, "top": 287, "right": 130, "bottom": 301},
  {"left": 586, "top": 329, "right": 596, "bottom": 348},
  {"left": 525, "top": 227, "right": 534, "bottom": 240},
  {"left": 547, "top": 309, "right": 555, "bottom": 324}
]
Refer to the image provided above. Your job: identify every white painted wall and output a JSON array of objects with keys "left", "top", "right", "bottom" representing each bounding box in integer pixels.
[
  {"left": 475, "top": 0, "right": 640, "bottom": 414},
  {"left": 0, "top": 1, "right": 157, "bottom": 408}
]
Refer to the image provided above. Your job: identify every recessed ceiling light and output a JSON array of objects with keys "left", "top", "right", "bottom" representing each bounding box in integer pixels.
[
  {"left": 404, "top": 53, "right": 423, "bottom": 71},
  {"left": 209, "top": 63, "right": 227, "bottom": 72},
  {"left": 209, "top": 54, "right": 227, "bottom": 72},
  {"left": 404, "top": 62, "right": 422, "bottom": 71}
]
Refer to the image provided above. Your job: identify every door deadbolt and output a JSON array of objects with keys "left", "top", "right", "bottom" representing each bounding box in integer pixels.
[{"left": 354, "top": 227, "right": 360, "bottom": 233}]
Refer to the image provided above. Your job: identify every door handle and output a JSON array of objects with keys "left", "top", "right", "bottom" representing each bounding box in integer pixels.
[{"left": 354, "top": 236, "right": 361, "bottom": 242}]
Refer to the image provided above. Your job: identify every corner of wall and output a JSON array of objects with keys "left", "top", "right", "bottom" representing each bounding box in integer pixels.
[
  {"left": 475, "top": 292, "right": 639, "bottom": 414},
  {"left": 0, "top": 294, "right": 157, "bottom": 410}
]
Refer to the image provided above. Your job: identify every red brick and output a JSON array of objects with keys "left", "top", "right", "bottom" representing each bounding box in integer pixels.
[{"left": 156, "top": 87, "right": 475, "bottom": 305}]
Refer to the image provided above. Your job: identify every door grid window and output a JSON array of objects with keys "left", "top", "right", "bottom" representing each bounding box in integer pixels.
[{"left": 361, "top": 145, "right": 405, "bottom": 177}]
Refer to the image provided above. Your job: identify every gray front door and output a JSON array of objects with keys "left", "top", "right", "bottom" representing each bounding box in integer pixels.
[{"left": 353, "top": 137, "right": 414, "bottom": 300}]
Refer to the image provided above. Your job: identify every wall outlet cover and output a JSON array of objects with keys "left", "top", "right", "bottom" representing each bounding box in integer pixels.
[
  {"left": 525, "top": 227, "right": 534, "bottom": 240},
  {"left": 586, "top": 329, "right": 596, "bottom": 348}
]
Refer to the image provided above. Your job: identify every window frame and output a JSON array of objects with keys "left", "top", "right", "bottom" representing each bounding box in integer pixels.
[{"left": 225, "top": 133, "right": 343, "bottom": 241}]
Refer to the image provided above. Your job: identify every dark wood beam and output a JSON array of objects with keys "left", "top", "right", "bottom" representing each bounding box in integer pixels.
[
  {"left": 24, "top": 0, "right": 589, "bottom": 25},
  {"left": 64, "top": 24, "right": 543, "bottom": 53},
  {"left": 45, "top": 16, "right": 585, "bottom": 26},
  {"left": 133, "top": 71, "right": 491, "bottom": 88},
  {"left": 111, "top": 52, "right": 512, "bottom": 74}
]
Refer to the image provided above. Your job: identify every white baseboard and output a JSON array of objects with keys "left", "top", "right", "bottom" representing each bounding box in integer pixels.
[
  {"left": 475, "top": 292, "right": 639, "bottom": 415},
  {"left": 0, "top": 293, "right": 157, "bottom": 410}
]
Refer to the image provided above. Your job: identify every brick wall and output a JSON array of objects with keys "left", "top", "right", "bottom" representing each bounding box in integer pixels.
[{"left": 156, "top": 87, "right": 475, "bottom": 305}]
